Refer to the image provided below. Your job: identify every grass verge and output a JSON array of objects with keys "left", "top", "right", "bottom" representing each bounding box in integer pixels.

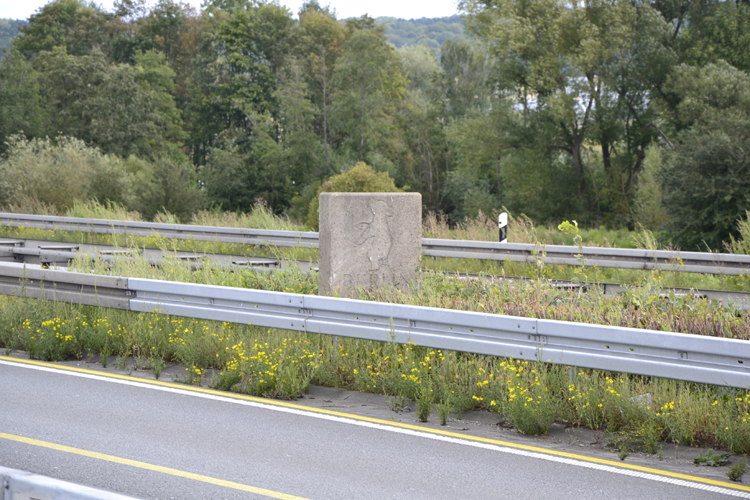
[{"left": 1, "top": 252, "right": 749, "bottom": 454}]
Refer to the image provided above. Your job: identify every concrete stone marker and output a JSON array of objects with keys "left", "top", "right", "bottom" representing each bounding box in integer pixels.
[{"left": 319, "top": 192, "right": 422, "bottom": 296}]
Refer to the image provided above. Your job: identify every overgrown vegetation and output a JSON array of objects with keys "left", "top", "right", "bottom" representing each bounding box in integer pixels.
[
  {"left": 3, "top": 201, "right": 750, "bottom": 294},
  {"left": 2, "top": 196, "right": 750, "bottom": 448},
  {"left": 1, "top": 256, "right": 749, "bottom": 454}
]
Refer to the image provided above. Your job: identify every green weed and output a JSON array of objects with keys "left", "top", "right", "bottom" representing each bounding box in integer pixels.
[
  {"left": 727, "top": 457, "right": 747, "bottom": 482},
  {"left": 694, "top": 450, "right": 731, "bottom": 467}
]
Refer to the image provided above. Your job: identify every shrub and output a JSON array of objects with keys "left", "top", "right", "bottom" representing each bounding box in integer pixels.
[
  {"left": 0, "top": 135, "right": 133, "bottom": 212},
  {"left": 725, "top": 211, "right": 750, "bottom": 255},
  {"left": 306, "top": 162, "right": 401, "bottom": 230}
]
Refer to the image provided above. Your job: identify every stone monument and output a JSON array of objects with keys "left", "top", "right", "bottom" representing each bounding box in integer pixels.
[{"left": 318, "top": 192, "right": 422, "bottom": 296}]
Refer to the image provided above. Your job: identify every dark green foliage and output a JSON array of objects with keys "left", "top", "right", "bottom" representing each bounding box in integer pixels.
[
  {"left": 684, "top": 2, "right": 750, "bottom": 74},
  {"left": 134, "top": 156, "right": 203, "bottom": 221},
  {"left": 694, "top": 450, "right": 731, "bottom": 467},
  {"left": 0, "top": 49, "right": 42, "bottom": 150},
  {"left": 727, "top": 458, "right": 748, "bottom": 482},
  {"left": 31, "top": 47, "right": 183, "bottom": 160},
  {"left": 0, "top": 19, "right": 26, "bottom": 55},
  {"left": 661, "top": 61, "right": 750, "bottom": 250},
  {"left": 13, "top": 0, "right": 122, "bottom": 57},
  {"left": 330, "top": 27, "right": 407, "bottom": 166},
  {"left": 662, "top": 114, "right": 750, "bottom": 251},
  {"left": 377, "top": 15, "right": 464, "bottom": 50}
]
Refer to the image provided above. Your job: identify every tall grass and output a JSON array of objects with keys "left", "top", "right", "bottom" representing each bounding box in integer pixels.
[
  {"left": 423, "top": 210, "right": 637, "bottom": 247},
  {"left": 726, "top": 211, "right": 750, "bottom": 255},
  {"left": 191, "top": 204, "right": 303, "bottom": 231},
  {"left": 1, "top": 266, "right": 748, "bottom": 452},
  {"left": 8, "top": 199, "right": 639, "bottom": 247},
  {"left": 66, "top": 200, "right": 144, "bottom": 221}
]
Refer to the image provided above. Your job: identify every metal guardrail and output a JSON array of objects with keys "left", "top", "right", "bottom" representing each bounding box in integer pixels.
[
  {"left": 0, "top": 263, "right": 130, "bottom": 309},
  {"left": 5, "top": 236, "right": 749, "bottom": 310},
  {"left": 0, "top": 213, "right": 318, "bottom": 249},
  {"left": 422, "top": 239, "right": 750, "bottom": 275},
  {"left": 0, "top": 465, "right": 141, "bottom": 500},
  {"left": 3, "top": 213, "right": 750, "bottom": 275},
  {"left": 0, "top": 238, "right": 281, "bottom": 271},
  {"left": 468, "top": 275, "right": 750, "bottom": 311},
  {"left": 5, "top": 236, "right": 748, "bottom": 311},
  {"left": 1, "top": 263, "right": 749, "bottom": 388}
]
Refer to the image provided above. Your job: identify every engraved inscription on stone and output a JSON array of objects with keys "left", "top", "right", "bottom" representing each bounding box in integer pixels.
[{"left": 318, "top": 192, "right": 422, "bottom": 296}]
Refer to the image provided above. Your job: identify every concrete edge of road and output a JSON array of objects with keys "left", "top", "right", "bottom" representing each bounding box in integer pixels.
[{"left": 2, "top": 353, "right": 750, "bottom": 497}]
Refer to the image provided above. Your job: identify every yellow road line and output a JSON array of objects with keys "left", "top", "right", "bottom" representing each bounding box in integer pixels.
[
  {"left": 4, "top": 355, "right": 750, "bottom": 494},
  {"left": 0, "top": 432, "right": 310, "bottom": 500}
]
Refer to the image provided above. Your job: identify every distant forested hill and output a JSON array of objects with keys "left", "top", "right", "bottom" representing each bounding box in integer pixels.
[
  {"left": 0, "top": 19, "right": 26, "bottom": 54},
  {"left": 376, "top": 15, "right": 464, "bottom": 50}
]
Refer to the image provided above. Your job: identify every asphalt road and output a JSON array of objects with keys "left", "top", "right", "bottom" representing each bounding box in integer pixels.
[{"left": 1, "top": 358, "right": 748, "bottom": 500}]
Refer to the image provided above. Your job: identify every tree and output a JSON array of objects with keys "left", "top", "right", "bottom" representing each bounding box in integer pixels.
[
  {"left": 296, "top": 9, "right": 345, "bottom": 171},
  {"left": 186, "top": 2, "right": 294, "bottom": 165},
  {"left": 0, "top": 49, "right": 42, "bottom": 151},
  {"left": 660, "top": 61, "right": 750, "bottom": 249},
  {"left": 139, "top": 0, "right": 190, "bottom": 66},
  {"left": 133, "top": 49, "right": 186, "bottom": 151},
  {"left": 0, "top": 135, "right": 134, "bottom": 212},
  {"left": 0, "top": 19, "right": 26, "bottom": 56},
  {"left": 461, "top": 0, "right": 674, "bottom": 223},
  {"left": 662, "top": 114, "right": 750, "bottom": 250},
  {"left": 14, "top": 0, "right": 123, "bottom": 58},
  {"left": 399, "top": 45, "right": 441, "bottom": 95},
  {"left": 135, "top": 155, "right": 203, "bottom": 221},
  {"left": 439, "top": 38, "right": 491, "bottom": 119},
  {"left": 661, "top": 60, "right": 750, "bottom": 131},
  {"left": 631, "top": 144, "right": 669, "bottom": 231},
  {"left": 33, "top": 47, "right": 184, "bottom": 160},
  {"left": 330, "top": 26, "right": 408, "bottom": 166},
  {"left": 274, "top": 57, "right": 324, "bottom": 188},
  {"left": 396, "top": 45, "right": 446, "bottom": 212}
]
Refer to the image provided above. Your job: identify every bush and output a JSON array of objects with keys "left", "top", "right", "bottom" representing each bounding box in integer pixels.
[
  {"left": 306, "top": 162, "right": 401, "bottom": 229},
  {"left": 662, "top": 114, "right": 750, "bottom": 250},
  {"left": 0, "top": 135, "right": 133, "bottom": 212},
  {"left": 130, "top": 156, "right": 203, "bottom": 222},
  {"left": 725, "top": 211, "right": 750, "bottom": 254}
]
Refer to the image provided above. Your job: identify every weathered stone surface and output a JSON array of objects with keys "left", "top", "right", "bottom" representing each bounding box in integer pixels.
[{"left": 319, "top": 192, "right": 422, "bottom": 296}]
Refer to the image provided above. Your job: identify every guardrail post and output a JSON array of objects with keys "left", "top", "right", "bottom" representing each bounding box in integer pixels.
[{"left": 498, "top": 213, "right": 508, "bottom": 243}]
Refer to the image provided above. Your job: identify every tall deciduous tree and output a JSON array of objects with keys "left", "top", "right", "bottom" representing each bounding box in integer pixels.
[
  {"left": 330, "top": 24, "right": 407, "bottom": 167},
  {"left": 461, "top": 0, "right": 674, "bottom": 223},
  {"left": 14, "top": 0, "right": 123, "bottom": 58},
  {"left": 0, "top": 49, "right": 42, "bottom": 151},
  {"left": 33, "top": 47, "right": 184, "bottom": 160},
  {"left": 296, "top": 9, "right": 345, "bottom": 172},
  {"left": 661, "top": 61, "right": 750, "bottom": 249}
]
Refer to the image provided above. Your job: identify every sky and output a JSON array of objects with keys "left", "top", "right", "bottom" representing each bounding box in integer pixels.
[{"left": 0, "top": 0, "right": 460, "bottom": 21}]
